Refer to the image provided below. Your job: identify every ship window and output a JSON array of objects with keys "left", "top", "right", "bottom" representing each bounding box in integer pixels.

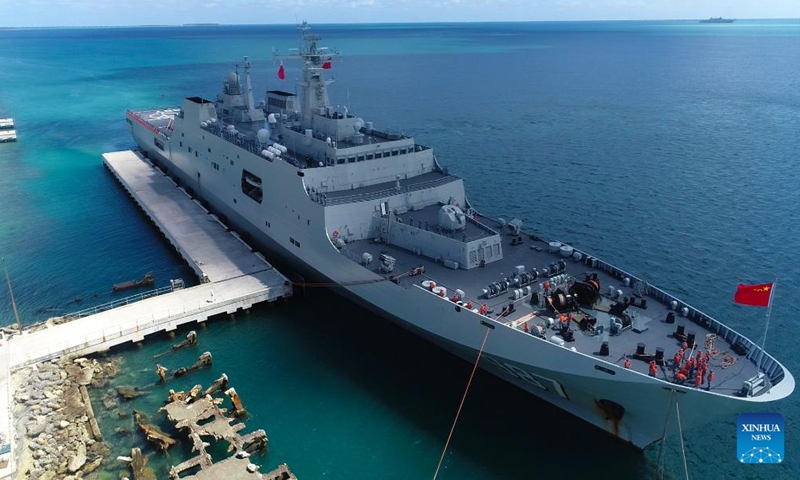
[
  {"left": 181, "top": 133, "right": 184, "bottom": 137},
  {"left": 241, "top": 169, "right": 263, "bottom": 204},
  {"left": 208, "top": 148, "right": 211, "bottom": 153},
  {"left": 154, "top": 138, "right": 165, "bottom": 151},
  {"left": 357, "top": 155, "right": 365, "bottom": 162},
  {"left": 290, "top": 237, "right": 300, "bottom": 248},
  {"left": 348, "top": 157, "right": 355, "bottom": 163},
  {"left": 337, "top": 158, "right": 345, "bottom": 165},
  {"left": 230, "top": 160, "right": 234, "bottom": 166},
  {"left": 485, "top": 246, "right": 493, "bottom": 259},
  {"left": 391, "top": 150, "right": 399, "bottom": 156},
  {"left": 494, "top": 244, "right": 500, "bottom": 256},
  {"left": 400, "top": 148, "right": 407, "bottom": 155},
  {"left": 179, "top": 141, "right": 183, "bottom": 147},
  {"left": 265, "top": 220, "right": 270, "bottom": 228},
  {"left": 375, "top": 152, "right": 383, "bottom": 159},
  {"left": 212, "top": 162, "right": 220, "bottom": 171},
  {"left": 195, "top": 151, "right": 198, "bottom": 157},
  {"left": 366, "top": 154, "right": 374, "bottom": 160}
]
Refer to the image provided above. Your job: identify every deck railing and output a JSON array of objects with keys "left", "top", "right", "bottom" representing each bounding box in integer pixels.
[
  {"left": 568, "top": 245, "right": 785, "bottom": 386},
  {"left": 60, "top": 285, "right": 177, "bottom": 321},
  {"left": 318, "top": 174, "right": 460, "bottom": 206}
]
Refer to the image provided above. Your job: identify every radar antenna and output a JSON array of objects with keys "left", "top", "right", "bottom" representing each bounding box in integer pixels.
[{"left": 273, "top": 22, "right": 340, "bottom": 130}]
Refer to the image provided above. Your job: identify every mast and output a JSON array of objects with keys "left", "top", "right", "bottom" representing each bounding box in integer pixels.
[
  {"left": 243, "top": 56, "right": 256, "bottom": 113},
  {"left": 757, "top": 280, "right": 777, "bottom": 376},
  {"left": 274, "top": 22, "right": 339, "bottom": 131}
]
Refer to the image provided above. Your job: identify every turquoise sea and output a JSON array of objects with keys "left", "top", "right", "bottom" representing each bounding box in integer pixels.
[{"left": 1, "top": 20, "right": 800, "bottom": 479}]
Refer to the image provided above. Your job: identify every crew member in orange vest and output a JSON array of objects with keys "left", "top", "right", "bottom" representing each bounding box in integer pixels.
[
  {"left": 466, "top": 300, "right": 473, "bottom": 310},
  {"left": 673, "top": 351, "right": 682, "bottom": 373},
  {"left": 479, "top": 303, "right": 488, "bottom": 315},
  {"left": 623, "top": 356, "right": 631, "bottom": 369},
  {"left": 523, "top": 322, "right": 529, "bottom": 333},
  {"left": 649, "top": 360, "right": 657, "bottom": 377},
  {"left": 680, "top": 359, "right": 691, "bottom": 377},
  {"left": 675, "top": 371, "right": 687, "bottom": 384},
  {"left": 707, "top": 370, "right": 715, "bottom": 390},
  {"left": 694, "top": 370, "right": 704, "bottom": 388}
]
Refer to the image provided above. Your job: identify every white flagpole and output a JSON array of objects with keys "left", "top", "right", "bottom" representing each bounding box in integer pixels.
[{"left": 757, "top": 280, "right": 777, "bottom": 376}]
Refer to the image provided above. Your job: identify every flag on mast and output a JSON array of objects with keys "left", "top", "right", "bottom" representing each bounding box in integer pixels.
[
  {"left": 322, "top": 58, "right": 332, "bottom": 70},
  {"left": 278, "top": 62, "right": 285, "bottom": 80},
  {"left": 734, "top": 283, "right": 774, "bottom": 307}
]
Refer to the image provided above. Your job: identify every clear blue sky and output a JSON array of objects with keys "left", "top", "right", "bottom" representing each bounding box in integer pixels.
[{"left": 2, "top": 0, "right": 799, "bottom": 28}]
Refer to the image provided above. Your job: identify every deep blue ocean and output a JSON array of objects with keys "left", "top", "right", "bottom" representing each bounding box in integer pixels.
[{"left": 1, "top": 20, "right": 799, "bottom": 479}]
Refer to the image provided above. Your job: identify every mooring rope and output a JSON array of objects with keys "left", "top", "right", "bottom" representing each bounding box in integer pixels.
[
  {"left": 656, "top": 389, "right": 676, "bottom": 480},
  {"left": 675, "top": 400, "right": 690, "bottom": 480},
  {"left": 432, "top": 325, "right": 493, "bottom": 480}
]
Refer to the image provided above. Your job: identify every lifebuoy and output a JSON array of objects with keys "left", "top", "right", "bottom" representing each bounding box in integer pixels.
[{"left": 332, "top": 230, "right": 339, "bottom": 238}]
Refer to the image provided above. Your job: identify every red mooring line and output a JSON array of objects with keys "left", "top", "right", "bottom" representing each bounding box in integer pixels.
[{"left": 432, "top": 325, "right": 492, "bottom": 480}]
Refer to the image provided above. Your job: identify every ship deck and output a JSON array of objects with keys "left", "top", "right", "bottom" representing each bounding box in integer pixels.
[{"left": 343, "top": 214, "right": 777, "bottom": 398}]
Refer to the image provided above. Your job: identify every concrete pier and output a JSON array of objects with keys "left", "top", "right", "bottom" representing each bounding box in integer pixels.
[{"left": 0, "top": 150, "right": 292, "bottom": 478}]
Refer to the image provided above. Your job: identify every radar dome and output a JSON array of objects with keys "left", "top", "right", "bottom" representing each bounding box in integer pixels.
[
  {"left": 354, "top": 118, "right": 365, "bottom": 130},
  {"left": 227, "top": 72, "right": 240, "bottom": 86},
  {"left": 438, "top": 205, "right": 466, "bottom": 232},
  {"left": 256, "top": 128, "right": 270, "bottom": 143}
]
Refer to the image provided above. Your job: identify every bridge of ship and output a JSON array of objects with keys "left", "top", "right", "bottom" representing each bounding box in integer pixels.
[{"left": 341, "top": 211, "right": 783, "bottom": 399}]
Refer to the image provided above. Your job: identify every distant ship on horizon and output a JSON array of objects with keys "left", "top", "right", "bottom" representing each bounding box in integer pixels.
[{"left": 700, "top": 17, "right": 735, "bottom": 24}]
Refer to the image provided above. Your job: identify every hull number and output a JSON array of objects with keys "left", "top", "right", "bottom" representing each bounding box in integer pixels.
[{"left": 483, "top": 356, "right": 569, "bottom": 399}]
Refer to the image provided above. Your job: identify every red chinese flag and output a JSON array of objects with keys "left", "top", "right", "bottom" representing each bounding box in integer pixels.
[
  {"left": 734, "top": 283, "right": 773, "bottom": 307},
  {"left": 278, "top": 62, "right": 285, "bottom": 80},
  {"left": 322, "top": 60, "right": 332, "bottom": 70}
]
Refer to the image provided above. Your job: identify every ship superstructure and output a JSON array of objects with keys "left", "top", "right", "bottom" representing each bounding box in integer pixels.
[{"left": 126, "top": 23, "right": 793, "bottom": 449}]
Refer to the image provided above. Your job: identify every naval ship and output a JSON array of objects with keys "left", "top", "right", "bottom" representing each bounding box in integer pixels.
[
  {"left": 700, "top": 17, "right": 736, "bottom": 24},
  {"left": 126, "top": 23, "right": 794, "bottom": 449}
]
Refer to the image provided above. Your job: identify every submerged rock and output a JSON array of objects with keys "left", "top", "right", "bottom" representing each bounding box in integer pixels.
[{"left": 116, "top": 386, "right": 147, "bottom": 400}]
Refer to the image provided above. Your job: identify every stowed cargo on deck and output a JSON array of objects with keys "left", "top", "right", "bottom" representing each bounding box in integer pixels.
[{"left": 340, "top": 203, "right": 778, "bottom": 398}]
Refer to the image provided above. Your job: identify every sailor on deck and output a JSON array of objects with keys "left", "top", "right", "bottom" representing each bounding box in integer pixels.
[{"left": 707, "top": 370, "right": 716, "bottom": 390}]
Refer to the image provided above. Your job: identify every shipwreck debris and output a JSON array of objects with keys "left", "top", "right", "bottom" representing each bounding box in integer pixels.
[
  {"left": 225, "top": 387, "right": 247, "bottom": 417},
  {"left": 112, "top": 271, "right": 155, "bottom": 292},
  {"left": 156, "top": 363, "right": 167, "bottom": 383},
  {"left": 173, "top": 330, "right": 198, "bottom": 350},
  {"left": 133, "top": 410, "right": 177, "bottom": 450},
  {"left": 130, "top": 447, "right": 157, "bottom": 480},
  {"left": 162, "top": 375, "right": 293, "bottom": 479},
  {"left": 174, "top": 351, "right": 213, "bottom": 378}
]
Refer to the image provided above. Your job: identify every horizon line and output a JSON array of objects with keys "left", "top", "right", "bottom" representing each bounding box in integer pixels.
[{"left": 2, "top": 17, "right": 799, "bottom": 30}]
